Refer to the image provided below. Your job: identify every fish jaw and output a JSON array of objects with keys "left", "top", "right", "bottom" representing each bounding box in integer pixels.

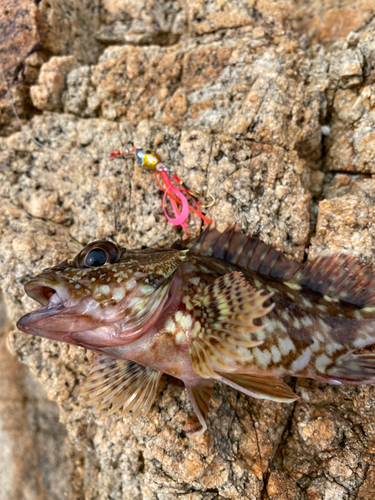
[
  {"left": 17, "top": 273, "right": 97, "bottom": 338},
  {"left": 16, "top": 276, "right": 121, "bottom": 346},
  {"left": 17, "top": 271, "right": 174, "bottom": 348}
]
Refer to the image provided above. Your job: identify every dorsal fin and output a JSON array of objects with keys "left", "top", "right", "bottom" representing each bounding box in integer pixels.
[
  {"left": 184, "top": 224, "right": 375, "bottom": 307},
  {"left": 296, "top": 254, "right": 375, "bottom": 307},
  {"left": 186, "top": 223, "right": 301, "bottom": 280}
]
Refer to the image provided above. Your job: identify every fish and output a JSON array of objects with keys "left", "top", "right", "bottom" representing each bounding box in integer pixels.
[{"left": 16, "top": 223, "right": 375, "bottom": 434}]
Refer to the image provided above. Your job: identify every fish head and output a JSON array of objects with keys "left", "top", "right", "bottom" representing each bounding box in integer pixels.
[{"left": 17, "top": 240, "right": 187, "bottom": 349}]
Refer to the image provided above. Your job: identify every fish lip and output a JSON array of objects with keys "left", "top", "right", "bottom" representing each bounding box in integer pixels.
[
  {"left": 24, "top": 274, "right": 72, "bottom": 306},
  {"left": 17, "top": 273, "right": 73, "bottom": 333},
  {"left": 17, "top": 302, "right": 67, "bottom": 332}
]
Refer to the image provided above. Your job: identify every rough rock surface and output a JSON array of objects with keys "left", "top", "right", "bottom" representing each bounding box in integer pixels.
[
  {"left": 1, "top": 1, "right": 375, "bottom": 499},
  {"left": 0, "top": 291, "right": 81, "bottom": 500}
]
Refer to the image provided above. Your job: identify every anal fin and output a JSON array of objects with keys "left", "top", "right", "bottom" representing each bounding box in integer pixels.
[
  {"left": 217, "top": 372, "right": 298, "bottom": 403},
  {"left": 185, "top": 379, "right": 213, "bottom": 435},
  {"left": 80, "top": 355, "right": 162, "bottom": 418},
  {"left": 327, "top": 353, "right": 375, "bottom": 383}
]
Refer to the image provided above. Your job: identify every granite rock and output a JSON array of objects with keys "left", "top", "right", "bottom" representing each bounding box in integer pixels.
[
  {"left": 292, "top": 0, "right": 375, "bottom": 45},
  {"left": 1, "top": 1, "right": 375, "bottom": 499},
  {"left": 0, "top": 290, "right": 82, "bottom": 500}
]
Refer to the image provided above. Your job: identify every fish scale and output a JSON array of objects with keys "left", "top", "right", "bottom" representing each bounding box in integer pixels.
[{"left": 16, "top": 223, "right": 375, "bottom": 434}]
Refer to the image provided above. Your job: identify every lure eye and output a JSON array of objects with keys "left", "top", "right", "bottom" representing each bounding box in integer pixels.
[
  {"left": 135, "top": 149, "right": 145, "bottom": 166},
  {"left": 73, "top": 241, "right": 121, "bottom": 268}
]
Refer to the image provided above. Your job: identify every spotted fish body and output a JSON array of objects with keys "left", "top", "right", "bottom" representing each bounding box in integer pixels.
[{"left": 17, "top": 224, "right": 375, "bottom": 433}]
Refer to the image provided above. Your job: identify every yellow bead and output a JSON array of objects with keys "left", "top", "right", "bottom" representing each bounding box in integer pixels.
[{"left": 143, "top": 153, "right": 160, "bottom": 169}]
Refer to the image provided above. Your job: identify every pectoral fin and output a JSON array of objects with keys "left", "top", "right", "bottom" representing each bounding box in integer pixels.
[
  {"left": 80, "top": 355, "right": 162, "bottom": 418},
  {"left": 189, "top": 271, "right": 273, "bottom": 378},
  {"left": 217, "top": 372, "right": 298, "bottom": 403}
]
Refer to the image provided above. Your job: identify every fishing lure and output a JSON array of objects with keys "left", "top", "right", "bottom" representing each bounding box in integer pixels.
[
  {"left": 110, "top": 147, "right": 213, "bottom": 236},
  {"left": 1, "top": 62, "right": 214, "bottom": 235},
  {"left": 17, "top": 223, "right": 375, "bottom": 434}
]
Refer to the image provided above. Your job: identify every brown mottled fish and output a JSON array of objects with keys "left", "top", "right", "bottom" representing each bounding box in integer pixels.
[{"left": 17, "top": 224, "right": 375, "bottom": 433}]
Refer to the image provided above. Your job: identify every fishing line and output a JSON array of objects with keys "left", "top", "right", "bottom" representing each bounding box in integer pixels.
[
  {"left": 110, "top": 147, "right": 214, "bottom": 236},
  {"left": 1, "top": 61, "right": 215, "bottom": 233}
]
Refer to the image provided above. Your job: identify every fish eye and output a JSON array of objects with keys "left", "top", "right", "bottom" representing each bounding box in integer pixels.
[
  {"left": 73, "top": 241, "right": 121, "bottom": 268},
  {"left": 85, "top": 248, "right": 108, "bottom": 267}
]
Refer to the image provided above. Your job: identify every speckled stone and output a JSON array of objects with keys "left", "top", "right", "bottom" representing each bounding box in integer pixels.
[{"left": 1, "top": 1, "right": 375, "bottom": 499}]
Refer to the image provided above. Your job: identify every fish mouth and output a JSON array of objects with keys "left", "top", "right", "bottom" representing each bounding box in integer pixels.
[
  {"left": 17, "top": 291, "right": 110, "bottom": 347},
  {"left": 16, "top": 302, "right": 67, "bottom": 334},
  {"left": 24, "top": 275, "right": 72, "bottom": 306},
  {"left": 16, "top": 275, "right": 74, "bottom": 338},
  {"left": 16, "top": 286, "right": 108, "bottom": 347},
  {"left": 17, "top": 272, "right": 98, "bottom": 340}
]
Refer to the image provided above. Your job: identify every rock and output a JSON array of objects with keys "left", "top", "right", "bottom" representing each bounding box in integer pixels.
[
  {"left": 96, "top": 0, "right": 185, "bottom": 45},
  {"left": 357, "top": 465, "right": 375, "bottom": 499},
  {"left": 310, "top": 175, "right": 375, "bottom": 263},
  {"left": 323, "top": 31, "right": 375, "bottom": 174},
  {"left": 30, "top": 56, "right": 78, "bottom": 111},
  {"left": 0, "top": 0, "right": 44, "bottom": 134},
  {"left": 36, "top": 0, "right": 102, "bottom": 63},
  {"left": 292, "top": 0, "right": 375, "bottom": 45},
  {"left": 1, "top": 1, "right": 375, "bottom": 499},
  {"left": 0, "top": 291, "right": 81, "bottom": 500},
  {"left": 0, "top": 0, "right": 104, "bottom": 134}
]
